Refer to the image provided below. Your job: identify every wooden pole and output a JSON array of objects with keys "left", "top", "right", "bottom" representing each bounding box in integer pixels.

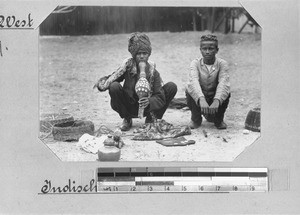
[
  {"left": 192, "top": 9, "right": 197, "bottom": 31},
  {"left": 201, "top": 16, "right": 205, "bottom": 31},
  {"left": 224, "top": 8, "right": 229, "bottom": 34},
  {"left": 238, "top": 19, "right": 249, "bottom": 34},
  {"left": 211, "top": 8, "right": 216, "bottom": 33},
  {"left": 213, "top": 8, "right": 232, "bottom": 33}
]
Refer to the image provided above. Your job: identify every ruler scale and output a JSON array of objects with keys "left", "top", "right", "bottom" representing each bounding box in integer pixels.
[{"left": 97, "top": 167, "right": 268, "bottom": 193}]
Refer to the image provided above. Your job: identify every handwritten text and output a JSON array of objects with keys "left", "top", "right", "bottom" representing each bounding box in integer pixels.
[
  {"left": 40, "top": 179, "right": 97, "bottom": 194},
  {"left": 0, "top": 13, "right": 33, "bottom": 28}
]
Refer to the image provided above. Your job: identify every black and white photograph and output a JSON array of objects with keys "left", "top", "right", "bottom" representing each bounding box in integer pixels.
[
  {"left": 39, "top": 6, "right": 262, "bottom": 162},
  {"left": 1, "top": 0, "right": 300, "bottom": 214}
]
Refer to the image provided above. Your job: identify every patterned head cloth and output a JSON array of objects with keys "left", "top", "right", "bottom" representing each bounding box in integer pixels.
[
  {"left": 200, "top": 34, "right": 218, "bottom": 47},
  {"left": 128, "top": 32, "right": 152, "bottom": 57}
]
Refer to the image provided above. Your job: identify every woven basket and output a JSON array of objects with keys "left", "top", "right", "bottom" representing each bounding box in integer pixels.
[
  {"left": 245, "top": 107, "right": 261, "bottom": 132},
  {"left": 52, "top": 120, "right": 95, "bottom": 141},
  {"left": 40, "top": 113, "right": 74, "bottom": 132}
]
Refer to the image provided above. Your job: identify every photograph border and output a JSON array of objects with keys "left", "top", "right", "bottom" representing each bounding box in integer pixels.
[{"left": 0, "top": 0, "right": 299, "bottom": 214}]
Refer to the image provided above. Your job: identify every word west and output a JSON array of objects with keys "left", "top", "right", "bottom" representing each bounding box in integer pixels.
[
  {"left": 0, "top": 13, "right": 33, "bottom": 28},
  {"left": 40, "top": 179, "right": 97, "bottom": 194}
]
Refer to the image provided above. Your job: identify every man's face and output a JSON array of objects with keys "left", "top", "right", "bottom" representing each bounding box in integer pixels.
[
  {"left": 135, "top": 51, "right": 150, "bottom": 64},
  {"left": 200, "top": 41, "right": 218, "bottom": 61}
]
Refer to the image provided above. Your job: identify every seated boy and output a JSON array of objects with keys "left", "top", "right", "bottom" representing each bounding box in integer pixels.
[{"left": 186, "top": 34, "right": 230, "bottom": 129}]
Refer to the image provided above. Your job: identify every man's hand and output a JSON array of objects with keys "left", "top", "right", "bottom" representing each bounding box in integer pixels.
[
  {"left": 209, "top": 99, "right": 220, "bottom": 114},
  {"left": 93, "top": 76, "right": 109, "bottom": 91},
  {"left": 198, "top": 97, "right": 210, "bottom": 115},
  {"left": 139, "top": 97, "right": 150, "bottom": 109}
]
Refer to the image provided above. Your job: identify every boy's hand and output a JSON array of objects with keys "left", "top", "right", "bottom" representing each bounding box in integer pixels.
[
  {"left": 139, "top": 97, "right": 149, "bottom": 109},
  {"left": 209, "top": 99, "right": 220, "bottom": 114},
  {"left": 198, "top": 97, "right": 210, "bottom": 115}
]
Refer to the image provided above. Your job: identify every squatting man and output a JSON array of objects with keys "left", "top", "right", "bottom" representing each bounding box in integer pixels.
[
  {"left": 95, "top": 32, "right": 177, "bottom": 131},
  {"left": 95, "top": 33, "right": 230, "bottom": 131}
]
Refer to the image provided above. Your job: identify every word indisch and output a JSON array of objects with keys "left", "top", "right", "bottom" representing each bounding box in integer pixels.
[
  {"left": 41, "top": 179, "right": 97, "bottom": 194},
  {"left": 0, "top": 13, "right": 33, "bottom": 28}
]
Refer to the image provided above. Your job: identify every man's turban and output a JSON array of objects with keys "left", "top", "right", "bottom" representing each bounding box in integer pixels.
[{"left": 128, "top": 32, "right": 152, "bottom": 57}]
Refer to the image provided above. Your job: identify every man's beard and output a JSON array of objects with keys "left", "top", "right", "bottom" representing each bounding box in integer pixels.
[{"left": 136, "top": 59, "right": 148, "bottom": 65}]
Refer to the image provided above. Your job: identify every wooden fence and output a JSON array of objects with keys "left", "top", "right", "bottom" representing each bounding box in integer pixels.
[{"left": 39, "top": 6, "right": 246, "bottom": 35}]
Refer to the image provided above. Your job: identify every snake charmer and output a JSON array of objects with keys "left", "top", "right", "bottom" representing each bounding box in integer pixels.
[{"left": 95, "top": 32, "right": 177, "bottom": 131}]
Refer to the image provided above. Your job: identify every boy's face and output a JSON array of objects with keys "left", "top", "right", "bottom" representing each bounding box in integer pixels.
[
  {"left": 200, "top": 41, "right": 219, "bottom": 61},
  {"left": 135, "top": 51, "right": 150, "bottom": 64}
]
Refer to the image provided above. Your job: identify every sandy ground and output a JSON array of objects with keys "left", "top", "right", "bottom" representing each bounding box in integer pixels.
[{"left": 39, "top": 31, "right": 261, "bottom": 162}]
